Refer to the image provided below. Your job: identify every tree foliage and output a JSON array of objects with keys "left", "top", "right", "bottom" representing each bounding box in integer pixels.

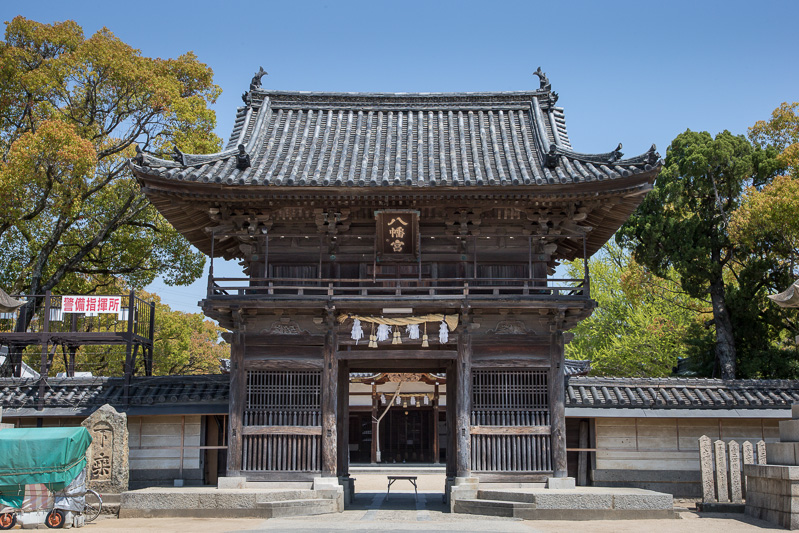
[
  {"left": 0, "top": 17, "right": 221, "bottom": 318},
  {"left": 731, "top": 102, "right": 799, "bottom": 263},
  {"left": 565, "top": 244, "right": 703, "bottom": 377},
  {"left": 617, "top": 129, "right": 792, "bottom": 379}
]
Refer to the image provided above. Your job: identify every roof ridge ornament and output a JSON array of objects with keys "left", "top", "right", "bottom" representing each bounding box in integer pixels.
[
  {"left": 644, "top": 144, "right": 660, "bottom": 166},
  {"left": 236, "top": 144, "right": 251, "bottom": 170},
  {"left": 545, "top": 145, "right": 561, "bottom": 169},
  {"left": 608, "top": 143, "right": 623, "bottom": 163},
  {"left": 250, "top": 66, "right": 268, "bottom": 91},
  {"left": 533, "top": 67, "right": 551, "bottom": 92},
  {"left": 172, "top": 146, "right": 185, "bottom": 165}
]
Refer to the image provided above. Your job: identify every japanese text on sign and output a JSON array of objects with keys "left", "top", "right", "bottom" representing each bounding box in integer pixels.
[
  {"left": 376, "top": 210, "right": 418, "bottom": 258},
  {"left": 62, "top": 296, "right": 122, "bottom": 315}
]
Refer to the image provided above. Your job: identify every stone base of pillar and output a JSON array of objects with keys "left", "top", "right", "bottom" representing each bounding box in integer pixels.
[
  {"left": 547, "top": 476, "right": 576, "bottom": 490},
  {"left": 447, "top": 476, "right": 479, "bottom": 511},
  {"left": 217, "top": 476, "right": 247, "bottom": 489},
  {"left": 338, "top": 475, "right": 355, "bottom": 506},
  {"left": 313, "top": 477, "right": 345, "bottom": 512}
]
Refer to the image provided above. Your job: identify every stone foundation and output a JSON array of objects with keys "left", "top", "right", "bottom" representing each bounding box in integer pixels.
[{"left": 745, "top": 464, "right": 799, "bottom": 529}]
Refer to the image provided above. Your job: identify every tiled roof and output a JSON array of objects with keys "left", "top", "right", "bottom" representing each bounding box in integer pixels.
[
  {"left": 131, "top": 89, "right": 660, "bottom": 189},
  {"left": 8, "top": 374, "right": 788, "bottom": 419},
  {"left": 0, "top": 375, "right": 229, "bottom": 416},
  {"left": 566, "top": 376, "right": 799, "bottom": 410}
]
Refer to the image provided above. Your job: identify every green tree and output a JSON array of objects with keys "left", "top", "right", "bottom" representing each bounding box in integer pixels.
[
  {"left": 0, "top": 17, "right": 221, "bottom": 330},
  {"left": 732, "top": 103, "right": 799, "bottom": 264},
  {"left": 149, "top": 294, "right": 229, "bottom": 375},
  {"left": 565, "top": 244, "right": 703, "bottom": 377},
  {"left": 617, "top": 130, "right": 783, "bottom": 379}
]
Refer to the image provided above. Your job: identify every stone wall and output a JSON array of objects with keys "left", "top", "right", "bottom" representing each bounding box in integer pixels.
[{"left": 590, "top": 417, "right": 781, "bottom": 497}]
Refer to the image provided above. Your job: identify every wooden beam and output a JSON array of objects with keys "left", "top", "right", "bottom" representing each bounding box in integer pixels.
[
  {"left": 470, "top": 425, "right": 551, "bottom": 435},
  {"left": 472, "top": 357, "right": 550, "bottom": 368},
  {"left": 245, "top": 345, "right": 323, "bottom": 358},
  {"left": 244, "top": 359, "right": 323, "bottom": 371},
  {"left": 336, "top": 349, "right": 457, "bottom": 360},
  {"left": 241, "top": 426, "right": 322, "bottom": 436}
]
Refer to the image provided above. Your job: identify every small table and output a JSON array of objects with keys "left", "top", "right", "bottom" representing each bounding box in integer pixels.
[{"left": 386, "top": 475, "right": 418, "bottom": 502}]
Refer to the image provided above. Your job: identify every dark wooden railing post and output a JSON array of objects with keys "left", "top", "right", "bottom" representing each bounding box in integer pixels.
[
  {"left": 123, "top": 290, "right": 136, "bottom": 401},
  {"left": 321, "top": 309, "right": 338, "bottom": 477},
  {"left": 456, "top": 326, "right": 472, "bottom": 478},
  {"left": 37, "top": 291, "right": 52, "bottom": 411}
]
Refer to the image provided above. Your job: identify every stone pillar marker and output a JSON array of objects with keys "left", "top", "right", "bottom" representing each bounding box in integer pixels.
[
  {"left": 82, "top": 403, "right": 129, "bottom": 493},
  {"left": 699, "top": 435, "right": 714, "bottom": 503},
  {"left": 728, "top": 440, "right": 742, "bottom": 503},
  {"left": 713, "top": 439, "right": 729, "bottom": 503},
  {"left": 756, "top": 440, "right": 767, "bottom": 465},
  {"left": 742, "top": 441, "right": 754, "bottom": 497}
]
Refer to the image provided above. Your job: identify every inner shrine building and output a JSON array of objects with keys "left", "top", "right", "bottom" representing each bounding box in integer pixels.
[{"left": 131, "top": 70, "right": 661, "bottom": 487}]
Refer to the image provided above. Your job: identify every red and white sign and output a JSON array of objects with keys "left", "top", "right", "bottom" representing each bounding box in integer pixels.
[{"left": 61, "top": 295, "right": 122, "bottom": 314}]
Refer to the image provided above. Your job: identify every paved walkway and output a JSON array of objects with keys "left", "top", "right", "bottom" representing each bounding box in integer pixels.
[{"left": 84, "top": 491, "right": 781, "bottom": 532}]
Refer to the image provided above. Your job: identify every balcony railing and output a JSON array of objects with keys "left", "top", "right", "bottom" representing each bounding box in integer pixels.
[{"left": 207, "top": 276, "right": 589, "bottom": 302}]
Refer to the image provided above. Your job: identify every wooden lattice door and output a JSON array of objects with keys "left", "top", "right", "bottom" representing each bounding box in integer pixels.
[
  {"left": 470, "top": 369, "right": 552, "bottom": 472},
  {"left": 242, "top": 370, "right": 322, "bottom": 472}
]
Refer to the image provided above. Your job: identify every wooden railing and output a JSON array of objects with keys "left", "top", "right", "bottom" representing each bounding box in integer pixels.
[{"left": 207, "top": 276, "right": 589, "bottom": 302}]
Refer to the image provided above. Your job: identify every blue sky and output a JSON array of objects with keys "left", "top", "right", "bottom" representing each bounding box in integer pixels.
[{"left": 3, "top": 1, "right": 798, "bottom": 313}]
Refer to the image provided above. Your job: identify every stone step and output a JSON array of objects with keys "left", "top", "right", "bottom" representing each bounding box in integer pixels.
[
  {"left": 476, "top": 490, "right": 536, "bottom": 504},
  {"left": 256, "top": 498, "right": 337, "bottom": 518},
  {"left": 253, "top": 489, "right": 318, "bottom": 502},
  {"left": 453, "top": 498, "right": 535, "bottom": 518}
]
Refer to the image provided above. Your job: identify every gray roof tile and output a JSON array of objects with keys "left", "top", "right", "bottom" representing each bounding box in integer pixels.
[{"left": 132, "top": 90, "right": 660, "bottom": 188}]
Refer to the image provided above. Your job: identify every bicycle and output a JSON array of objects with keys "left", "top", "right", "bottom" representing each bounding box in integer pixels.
[{"left": 82, "top": 489, "right": 102, "bottom": 522}]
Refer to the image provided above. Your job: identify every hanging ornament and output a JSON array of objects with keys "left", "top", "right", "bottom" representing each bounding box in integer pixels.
[
  {"left": 406, "top": 324, "right": 420, "bottom": 340},
  {"left": 421, "top": 322, "right": 429, "bottom": 347},
  {"left": 351, "top": 318, "right": 364, "bottom": 344},
  {"left": 392, "top": 325, "right": 402, "bottom": 345},
  {"left": 439, "top": 320, "right": 449, "bottom": 344},
  {"left": 368, "top": 322, "right": 377, "bottom": 348},
  {"left": 376, "top": 323, "right": 390, "bottom": 342}
]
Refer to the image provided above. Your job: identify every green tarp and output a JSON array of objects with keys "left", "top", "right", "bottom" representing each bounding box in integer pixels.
[{"left": 0, "top": 427, "right": 92, "bottom": 510}]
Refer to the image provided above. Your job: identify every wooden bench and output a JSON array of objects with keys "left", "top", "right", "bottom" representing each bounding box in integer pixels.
[{"left": 386, "top": 475, "right": 418, "bottom": 502}]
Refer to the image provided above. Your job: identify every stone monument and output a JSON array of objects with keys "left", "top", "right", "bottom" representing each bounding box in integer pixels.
[
  {"left": 81, "top": 404, "right": 129, "bottom": 493},
  {"left": 745, "top": 404, "right": 799, "bottom": 529}
]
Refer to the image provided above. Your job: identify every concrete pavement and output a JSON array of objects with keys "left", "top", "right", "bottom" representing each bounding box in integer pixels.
[{"left": 83, "top": 491, "right": 781, "bottom": 532}]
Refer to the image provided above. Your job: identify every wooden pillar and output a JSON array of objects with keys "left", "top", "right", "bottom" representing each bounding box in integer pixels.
[
  {"left": 321, "top": 313, "right": 338, "bottom": 477},
  {"left": 445, "top": 362, "right": 456, "bottom": 478},
  {"left": 336, "top": 359, "right": 349, "bottom": 477},
  {"left": 550, "top": 328, "right": 567, "bottom": 477},
  {"left": 456, "top": 330, "right": 472, "bottom": 478},
  {"left": 433, "top": 381, "right": 440, "bottom": 464},
  {"left": 371, "top": 382, "right": 378, "bottom": 464},
  {"left": 227, "top": 311, "right": 246, "bottom": 475}
]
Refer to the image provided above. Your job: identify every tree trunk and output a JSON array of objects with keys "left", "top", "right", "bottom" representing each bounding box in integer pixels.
[{"left": 709, "top": 277, "right": 736, "bottom": 379}]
